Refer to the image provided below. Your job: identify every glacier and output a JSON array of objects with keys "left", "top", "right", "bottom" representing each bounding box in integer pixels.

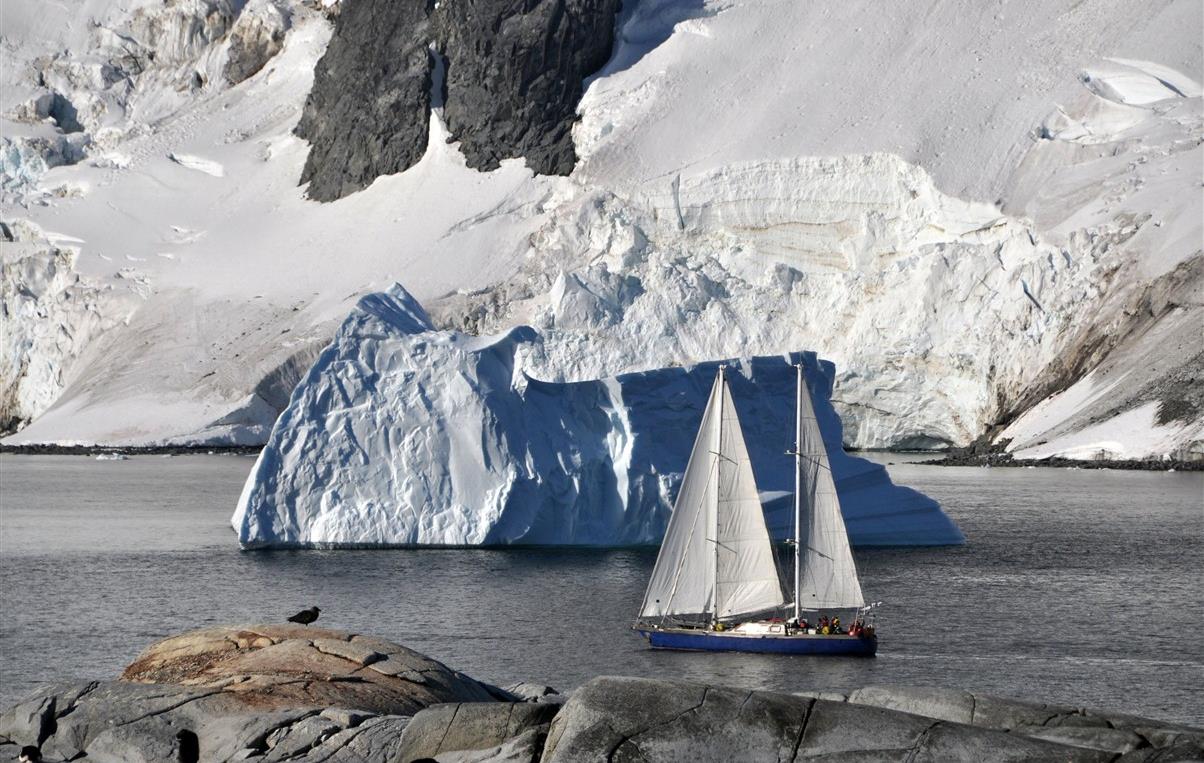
[
  {"left": 1, "top": 0, "right": 1199, "bottom": 461},
  {"left": 233, "top": 285, "right": 963, "bottom": 548}
]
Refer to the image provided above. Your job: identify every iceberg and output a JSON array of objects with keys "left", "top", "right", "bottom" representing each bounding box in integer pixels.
[{"left": 232, "top": 285, "right": 964, "bottom": 548}]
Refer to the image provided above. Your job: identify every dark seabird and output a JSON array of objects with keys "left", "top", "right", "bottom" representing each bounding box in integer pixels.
[
  {"left": 287, "top": 606, "right": 321, "bottom": 625},
  {"left": 19, "top": 746, "right": 41, "bottom": 762},
  {"left": 176, "top": 729, "right": 199, "bottom": 763}
]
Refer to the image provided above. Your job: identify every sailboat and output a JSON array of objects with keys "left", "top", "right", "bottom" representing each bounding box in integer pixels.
[{"left": 633, "top": 364, "right": 878, "bottom": 656}]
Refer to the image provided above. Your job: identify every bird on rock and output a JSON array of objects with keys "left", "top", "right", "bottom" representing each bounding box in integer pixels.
[
  {"left": 19, "top": 746, "right": 41, "bottom": 763},
  {"left": 287, "top": 606, "right": 320, "bottom": 625}
]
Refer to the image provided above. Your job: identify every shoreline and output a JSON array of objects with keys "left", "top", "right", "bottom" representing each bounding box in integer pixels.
[
  {"left": 0, "top": 443, "right": 262, "bottom": 456},
  {"left": 3, "top": 443, "right": 1200, "bottom": 471},
  {"left": 918, "top": 453, "right": 1203, "bottom": 471}
]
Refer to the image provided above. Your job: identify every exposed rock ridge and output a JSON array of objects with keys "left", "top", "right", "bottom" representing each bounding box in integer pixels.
[
  {"left": 434, "top": 0, "right": 621, "bottom": 176},
  {"left": 4, "top": 633, "right": 1202, "bottom": 762},
  {"left": 295, "top": 0, "right": 436, "bottom": 202},
  {"left": 296, "top": 0, "right": 620, "bottom": 201}
]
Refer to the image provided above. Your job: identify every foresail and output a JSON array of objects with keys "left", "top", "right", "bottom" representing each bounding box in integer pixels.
[
  {"left": 796, "top": 374, "right": 865, "bottom": 610},
  {"left": 714, "top": 386, "right": 786, "bottom": 619},
  {"left": 639, "top": 374, "right": 721, "bottom": 618}
]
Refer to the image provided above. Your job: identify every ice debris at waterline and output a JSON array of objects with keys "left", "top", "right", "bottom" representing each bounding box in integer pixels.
[{"left": 233, "top": 285, "right": 963, "bottom": 548}]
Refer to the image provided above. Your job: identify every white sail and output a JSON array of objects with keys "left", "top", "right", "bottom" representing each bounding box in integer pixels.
[
  {"left": 639, "top": 373, "right": 721, "bottom": 618},
  {"left": 795, "top": 367, "right": 865, "bottom": 610},
  {"left": 639, "top": 368, "right": 784, "bottom": 621},
  {"left": 714, "top": 383, "right": 786, "bottom": 619}
]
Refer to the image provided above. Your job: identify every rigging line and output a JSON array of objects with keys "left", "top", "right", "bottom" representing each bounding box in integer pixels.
[
  {"left": 805, "top": 545, "right": 834, "bottom": 561},
  {"left": 794, "top": 453, "right": 834, "bottom": 472},
  {"left": 704, "top": 538, "right": 737, "bottom": 554},
  {"left": 706, "top": 449, "right": 739, "bottom": 465}
]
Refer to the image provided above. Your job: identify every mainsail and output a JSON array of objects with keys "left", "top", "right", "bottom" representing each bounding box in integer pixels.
[
  {"left": 639, "top": 367, "right": 785, "bottom": 621},
  {"left": 794, "top": 365, "right": 865, "bottom": 610}
]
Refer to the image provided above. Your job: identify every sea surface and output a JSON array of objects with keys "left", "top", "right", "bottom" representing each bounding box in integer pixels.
[{"left": 1, "top": 454, "right": 1201, "bottom": 725}]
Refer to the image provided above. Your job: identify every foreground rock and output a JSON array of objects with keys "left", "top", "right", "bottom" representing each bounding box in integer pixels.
[
  {"left": 117, "top": 624, "right": 499, "bottom": 714},
  {"left": 3, "top": 629, "right": 1201, "bottom": 762},
  {"left": 544, "top": 678, "right": 1204, "bottom": 763},
  {"left": 0, "top": 625, "right": 501, "bottom": 762}
]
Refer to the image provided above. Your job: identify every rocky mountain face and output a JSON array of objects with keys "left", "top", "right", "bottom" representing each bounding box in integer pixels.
[
  {"left": 295, "top": 0, "right": 436, "bottom": 202},
  {"left": 434, "top": 0, "right": 621, "bottom": 176},
  {"left": 297, "top": 0, "right": 620, "bottom": 201}
]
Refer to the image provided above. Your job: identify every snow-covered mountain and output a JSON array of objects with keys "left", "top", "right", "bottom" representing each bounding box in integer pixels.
[
  {"left": 2, "top": 0, "right": 1201, "bottom": 460},
  {"left": 233, "top": 284, "right": 963, "bottom": 547}
]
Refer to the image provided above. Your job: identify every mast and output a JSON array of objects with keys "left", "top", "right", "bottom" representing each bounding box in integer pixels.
[
  {"left": 793, "top": 363, "right": 803, "bottom": 624},
  {"left": 711, "top": 364, "right": 724, "bottom": 627}
]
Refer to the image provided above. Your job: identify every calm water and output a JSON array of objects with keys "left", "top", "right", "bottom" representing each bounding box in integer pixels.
[{"left": 1, "top": 454, "right": 1201, "bottom": 725}]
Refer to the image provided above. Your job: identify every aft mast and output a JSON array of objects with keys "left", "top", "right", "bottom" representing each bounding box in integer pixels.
[{"left": 793, "top": 363, "right": 803, "bottom": 624}]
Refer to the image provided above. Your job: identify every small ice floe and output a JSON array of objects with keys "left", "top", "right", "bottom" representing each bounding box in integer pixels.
[{"left": 95, "top": 452, "right": 128, "bottom": 461}]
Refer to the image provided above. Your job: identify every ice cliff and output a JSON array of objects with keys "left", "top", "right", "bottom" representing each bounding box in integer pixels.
[{"left": 233, "top": 285, "right": 963, "bottom": 547}]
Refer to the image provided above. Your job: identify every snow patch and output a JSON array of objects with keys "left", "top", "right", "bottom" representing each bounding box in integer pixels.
[
  {"left": 168, "top": 152, "right": 226, "bottom": 177},
  {"left": 1081, "top": 59, "right": 1201, "bottom": 105},
  {"left": 1011, "top": 402, "right": 1203, "bottom": 461}
]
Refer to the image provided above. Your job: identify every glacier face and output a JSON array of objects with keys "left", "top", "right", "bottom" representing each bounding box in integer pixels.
[
  {"left": 0, "top": 221, "right": 142, "bottom": 433},
  {"left": 233, "top": 285, "right": 963, "bottom": 548}
]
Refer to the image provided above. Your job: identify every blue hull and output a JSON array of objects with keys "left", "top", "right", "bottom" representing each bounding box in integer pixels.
[{"left": 637, "top": 629, "right": 877, "bottom": 656}]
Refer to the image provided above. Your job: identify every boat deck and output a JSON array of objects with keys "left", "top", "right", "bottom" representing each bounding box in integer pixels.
[{"left": 636, "top": 626, "right": 878, "bottom": 656}]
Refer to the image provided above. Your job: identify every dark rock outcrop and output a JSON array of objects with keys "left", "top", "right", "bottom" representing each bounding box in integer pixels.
[
  {"left": 296, "top": 0, "right": 620, "bottom": 201},
  {"left": 223, "top": 3, "right": 290, "bottom": 85},
  {"left": 543, "top": 677, "right": 1204, "bottom": 762},
  {"left": 433, "top": 0, "right": 620, "bottom": 177},
  {"left": 296, "top": 0, "right": 436, "bottom": 202}
]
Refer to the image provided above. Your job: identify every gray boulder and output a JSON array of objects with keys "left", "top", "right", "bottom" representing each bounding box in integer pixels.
[
  {"left": 395, "top": 701, "right": 559, "bottom": 762},
  {"left": 503, "top": 683, "right": 563, "bottom": 703},
  {"left": 542, "top": 677, "right": 1157, "bottom": 762},
  {"left": 802, "top": 684, "right": 1204, "bottom": 758}
]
